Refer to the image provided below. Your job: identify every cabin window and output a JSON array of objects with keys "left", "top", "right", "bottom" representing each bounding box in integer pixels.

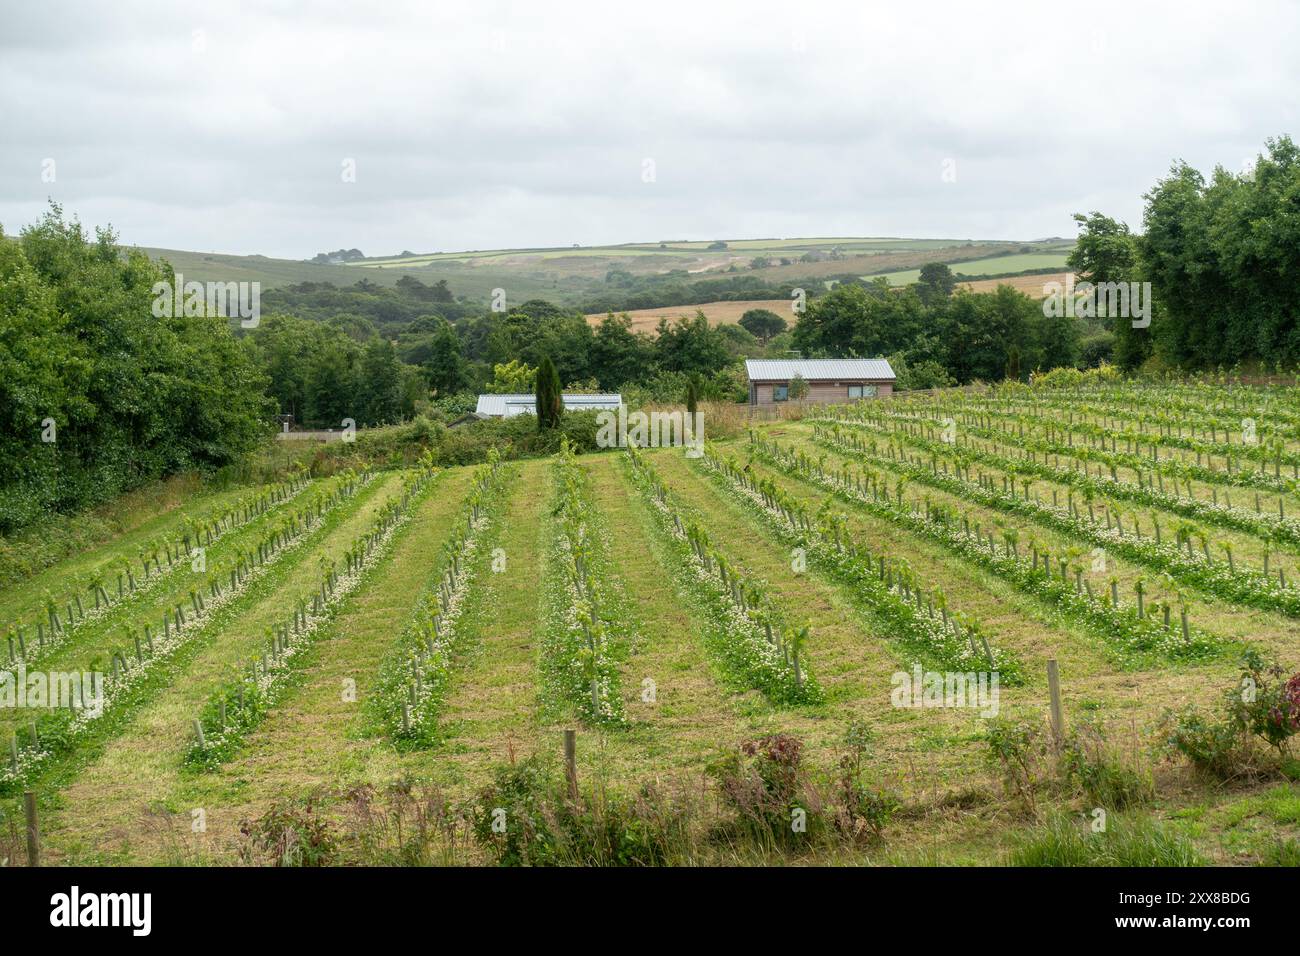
[
  {"left": 847, "top": 385, "right": 877, "bottom": 399},
  {"left": 773, "top": 385, "right": 789, "bottom": 402}
]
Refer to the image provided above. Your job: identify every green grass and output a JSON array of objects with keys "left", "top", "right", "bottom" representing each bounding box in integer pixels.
[
  {"left": 1008, "top": 813, "right": 1205, "bottom": 866},
  {"left": 871, "top": 252, "right": 1072, "bottom": 285}
]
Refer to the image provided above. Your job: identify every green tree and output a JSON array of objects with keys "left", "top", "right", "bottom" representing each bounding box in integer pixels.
[
  {"left": 304, "top": 347, "right": 354, "bottom": 427},
  {"left": 654, "top": 312, "right": 730, "bottom": 376},
  {"left": 788, "top": 373, "right": 809, "bottom": 403},
  {"left": 0, "top": 204, "right": 271, "bottom": 531},
  {"left": 356, "top": 338, "right": 403, "bottom": 425},
  {"left": 792, "top": 280, "right": 926, "bottom": 359},
  {"left": 486, "top": 359, "right": 537, "bottom": 393},
  {"left": 1070, "top": 211, "right": 1145, "bottom": 370},
  {"left": 738, "top": 308, "right": 787, "bottom": 343},
  {"left": 589, "top": 314, "right": 655, "bottom": 390},
  {"left": 1004, "top": 345, "right": 1022, "bottom": 381},
  {"left": 535, "top": 355, "right": 563, "bottom": 430},
  {"left": 423, "top": 321, "right": 466, "bottom": 397},
  {"left": 917, "top": 262, "right": 957, "bottom": 305}
]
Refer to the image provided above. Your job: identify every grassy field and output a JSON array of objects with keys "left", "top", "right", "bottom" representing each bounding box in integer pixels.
[
  {"left": 585, "top": 298, "right": 795, "bottom": 332},
  {"left": 871, "top": 252, "right": 1073, "bottom": 286},
  {"left": 5, "top": 378, "right": 1297, "bottom": 867},
  {"left": 133, "top": 237, "right": 1075, "bottom": 306},
  {"left": 960, "top": 272, "right": 1072, "bottom": 295}
]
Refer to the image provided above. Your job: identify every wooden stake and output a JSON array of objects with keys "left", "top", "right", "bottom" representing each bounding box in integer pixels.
[
  {"left": 24, "top": 791, "right": 39, "bottom": 867},
  {"left": 1047, "top": 659, "right": 1064, "bottom": 746},
  {"left": 564, "top": 728, "right": 578, "bottom": 802}
]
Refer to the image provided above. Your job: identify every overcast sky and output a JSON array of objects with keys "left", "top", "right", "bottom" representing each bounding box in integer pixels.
[{"left": 1, "top": 0, "right": 1297, "bottom": 258}]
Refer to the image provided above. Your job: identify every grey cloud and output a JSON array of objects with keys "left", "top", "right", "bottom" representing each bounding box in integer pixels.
[{"left": 1, "top": 0, "right": 1296, "bottom": 256}]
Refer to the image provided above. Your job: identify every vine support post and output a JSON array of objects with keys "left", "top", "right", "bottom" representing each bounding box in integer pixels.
[
  {"left": 24, "top": 791, "right": 40, "bottom": 867},
  {"left": 564, "top": 728, "right": 579, "bottom": 802},
  {"left": 1046, "top": 659, "right": 1064, "bottom": 748}
]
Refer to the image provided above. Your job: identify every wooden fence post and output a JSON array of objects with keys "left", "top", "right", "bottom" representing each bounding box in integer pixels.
[
  {"left": 564, "top": 728, "right": 578, "bottom": 802},
  {"left": 24, "top": 791, "right": 39, "bottom": 867},
  {"left": 1047, "top": 659, "right": 1064, "bottom": 746}
]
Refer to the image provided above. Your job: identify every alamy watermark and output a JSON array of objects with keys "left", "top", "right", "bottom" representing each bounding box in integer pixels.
[
  {"left": 1, "top": 664, "right": 105, "bottom": 717},
  {"left": 596, "top": 407, "right": 704, "bottom": 456},
  {"left": 152, "top": 273, "right": 261, "bottom": 328},
  {"left": 890, "top": 663, "right": 999, "bottom": 717},
  {"left": 1042, "top": 276, "right": 1151, "bottom": 328}
]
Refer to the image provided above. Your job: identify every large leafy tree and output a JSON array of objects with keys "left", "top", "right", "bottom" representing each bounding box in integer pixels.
[
  {"left": 791, "top": 280, "right": 927, "bottom": 358},
  {"left": 589, "top": 314, "right": 655, "bottom": 390},
  {"left": 1069, "top": 211, "right": 1146, "bottom": 370},
  {"left": 738, "top": 308, "right": 787, "bottom": 343},
  {"left": 938, "top": 286, "right": 1038, "bottom": 383},
  {"left": 1139, "top": 137, "right": 1300, "bottom": 368},
  {"left": 916, "top": 262, "right": 957, "bottom": 306},
  {"left": 0, "top": 204, "right": 271, "bottom": 532},
  {"left": 423, "top": 320, "right": 467, "bottom": 397},
  {"left": 356, "top": 338, "right": 404, "bottom": 425},
  {"left": 654, "top": 312, "right": 731, "bottom": 375}
]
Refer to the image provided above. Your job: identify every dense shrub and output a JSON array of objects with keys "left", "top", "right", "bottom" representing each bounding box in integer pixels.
[
  {"left": 1059, "top": 721, "right": 1154, "bottom": 810},
  {"left": 708, "top": 733, "right": 825, "bottom": 846},
  {"left": 1166, "top": 652, "right": 1300, "bottom": 779},
  {"left": 469, "top": 756, "right": 689, "bottom": 866},
  {"left": 831, "top": 720, "right": 899, "bottom": 842},
  {"left": 239, "top": 798, "right": 339, "bottom": 866},
  {"left": 301, "top": 410, "right": 607, "bottom": 473},
  {"left": 983, "top": 716, "right": 1152, "bottom": 812},
  {"left": 0, "top": 206, "right": 272, "bottom": 533}
]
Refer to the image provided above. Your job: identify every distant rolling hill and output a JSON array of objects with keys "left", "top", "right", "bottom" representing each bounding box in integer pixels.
[{"left": 132, "top": 236, "right": 1075, "bottom": 307}]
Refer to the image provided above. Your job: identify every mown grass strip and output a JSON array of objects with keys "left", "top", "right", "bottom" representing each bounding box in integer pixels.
[
  {"left": 368, "top": 453, "right": 512, "bottom": 749},
  {"left": 625, "top": 446, "right": 821, "bottom": 705},
  {"left": 697, "top": 443, "right": 1023, "bottom": 682},
  {"left": 183, "top": 465, "right": 441, "bottom": 770},
  {"left": 0, "top": 470, "right": 380, "bottom": 794}
]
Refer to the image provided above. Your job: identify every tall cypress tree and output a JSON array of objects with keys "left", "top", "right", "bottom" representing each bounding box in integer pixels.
[
  {"left": 685, "top": 376, "right": 699, "bottom": 416},
  {"left": 535, "top": 355, "right": 562, "bottom": 430}
]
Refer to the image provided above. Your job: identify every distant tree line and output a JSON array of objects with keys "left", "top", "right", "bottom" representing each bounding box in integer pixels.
[
  {"left": 790, "top": 268, "right": 1093, "bottom": 387},
  {"left": 241, "top": 291, "right": 786, "bottom": 430}
]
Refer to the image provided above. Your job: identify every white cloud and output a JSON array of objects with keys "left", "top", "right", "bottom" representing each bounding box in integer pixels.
[{"left": 1, "top": 0, "right": 1296, "bottom": 256}]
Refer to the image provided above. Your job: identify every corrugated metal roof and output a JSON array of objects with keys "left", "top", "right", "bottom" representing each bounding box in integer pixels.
[
  {"left": 475, "top": 393, "right": 623, "bottom": 417},
  {"left": 744, "top": 358, "right": 895, "bottom": 381}
]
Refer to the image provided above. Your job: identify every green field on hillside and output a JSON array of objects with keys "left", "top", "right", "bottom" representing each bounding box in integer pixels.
[{"left": 871, "top": 251, "right": 1074, "bottom": 286}]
